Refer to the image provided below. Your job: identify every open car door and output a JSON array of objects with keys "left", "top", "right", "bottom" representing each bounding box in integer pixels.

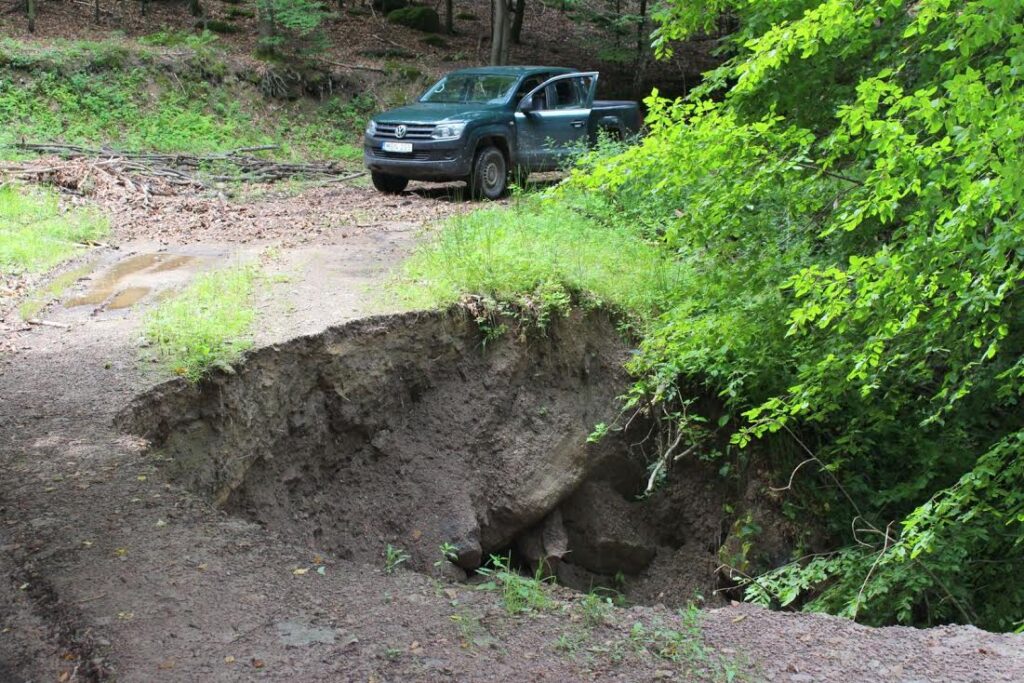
[{"left": 514, "top": 72, "right": 599, "bottom": 172}]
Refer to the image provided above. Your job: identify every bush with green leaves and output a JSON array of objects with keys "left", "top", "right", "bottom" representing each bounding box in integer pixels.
[{"left": 403, "top": 0, "right": 1024, "bottom": 632}]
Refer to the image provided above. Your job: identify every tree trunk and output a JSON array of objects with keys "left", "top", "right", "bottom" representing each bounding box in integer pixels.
[
  {"left": 189, "top": 0, "right": 202, "bottom": 17},
  {"left": 511, "top": 0, "right": 524, "bottom": 44},
  {"left": 94, "top": 0, "right": 100, "bottom": 23},
  {"left": 632, "top": 0, "right": 649, "bottom": 97},
  {"left": 445, "top": 0, "right": 453, "bottom": 33},
  {"left": 141, "top": 0, "right": 147, "bottom": 16},
  {"left": 258, "top": 0, "right": 276, "bottom": 54},
  {"left": 490, "top": 0, "right": 510, "bottom": 65},
  {"left": 27, "top": 0, "right": 35, "bottom": 32}
]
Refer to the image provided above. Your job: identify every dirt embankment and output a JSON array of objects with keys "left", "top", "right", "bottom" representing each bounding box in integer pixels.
[
  {"left": 120, "top": 307, "right": 737, "bottom": 605},
  {"left": 4, "top": 298, "right": 1024, "bottom": 681}
]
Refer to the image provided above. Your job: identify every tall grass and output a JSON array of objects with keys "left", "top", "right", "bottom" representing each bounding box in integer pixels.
[
  {"left": 144, "top": 265, "right": 258, "bottom": 381},
  {"left": 0, "top": 184, "right": 108, "bottom": 273},
  {"left": 397, "top": 197, "right": 681, "bottom": 322}
]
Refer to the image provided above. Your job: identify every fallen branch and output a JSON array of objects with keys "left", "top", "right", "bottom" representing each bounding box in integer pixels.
[
  {"left": 315, "top": 58, "right": 387, "bottom": 75},
  {"left": 26, "top": 318, "right": 70, "bottom": 329}
]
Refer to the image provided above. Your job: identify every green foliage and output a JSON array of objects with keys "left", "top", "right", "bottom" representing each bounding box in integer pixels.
[
  {"left": 475, "top": 554, "right": 554, "bottom": 614},
  {"left": 197, "top": 20, "right": 241, "bottom": 34},
  {"left": 257, "top": 0, "right": 329, "bottom": 57},
  {"left": 387, "top": 6, "right": 441, "bottom": 33},
  {"left": 397, "top": 196, "right": 681, "bottom": 321},
  {"left": 627, "top": 607, "right": 742, "bottom": 681},
  {"left": 0, "top": 185, "right": 108, "bottom": 274},
  {"left": 383, "top": 544, "right": 410, "bottom": 573},
  {"left": 143, "top": 265, "right": 258, "bottom": 382},
  {"left": 402, "top": 0, "right": 1024, "bottom": 631},
  {"left": 433, "top": 542, "right": 460, "bottom": 568},
  {"left": 607, "top": 0, "right": 1024, "bottom": 632},
  {"left": 579, "top": 592, "right": 613, "bottom": 628},
  {"left": 0, "top": 38, "right": 367, "bottom": 161}
]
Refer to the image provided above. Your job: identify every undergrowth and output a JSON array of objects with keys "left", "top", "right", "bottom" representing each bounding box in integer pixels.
[
  {"left": 0, "top": 184, "right": 108, "bottom": 274},
  {"left": 0, "top": 37, "right": 370, "bottom": 161},
  {"left": 397, "top": 195, "right": 681, "bottom": 325},
  {"left": 143, "top": 264, "right": 258, "bottom": 381},
  {"left": 476, "top": 554, "right": 554, "bottom": 615}
]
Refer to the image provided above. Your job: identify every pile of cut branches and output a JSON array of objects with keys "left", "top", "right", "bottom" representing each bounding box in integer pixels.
[{"left": 2, "top": 143, "right": 364, "bottom": 197}]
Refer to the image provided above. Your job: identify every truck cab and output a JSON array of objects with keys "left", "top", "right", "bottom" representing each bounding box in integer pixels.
[{"left": 363, "top": 66, "right": 641, "bottom": 199}]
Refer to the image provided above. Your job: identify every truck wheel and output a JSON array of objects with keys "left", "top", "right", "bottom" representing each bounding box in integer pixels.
[
  {"left": 371, "top": 171, "right": 408, "bottom": 194},
  {"left": 470, "top": 146, "right": 508, "bottom": 200}
]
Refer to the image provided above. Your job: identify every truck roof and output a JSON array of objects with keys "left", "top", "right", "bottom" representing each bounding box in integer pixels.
[{"left": 446, "top": 66, "right": 576, "bottom": 78}]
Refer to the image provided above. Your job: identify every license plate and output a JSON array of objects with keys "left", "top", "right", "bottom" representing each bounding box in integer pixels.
[{"left": 382, "top": 141, "right": 413, "bottom": 153}]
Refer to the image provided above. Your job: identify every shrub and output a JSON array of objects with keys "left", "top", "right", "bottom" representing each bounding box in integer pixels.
[{"left": 386, "top": 6, "right": 440, "bottom": 33}]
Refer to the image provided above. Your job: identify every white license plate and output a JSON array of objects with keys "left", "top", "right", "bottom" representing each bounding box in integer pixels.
[{"left": 382, "top": 141, "right": 413, "bottom": 153}]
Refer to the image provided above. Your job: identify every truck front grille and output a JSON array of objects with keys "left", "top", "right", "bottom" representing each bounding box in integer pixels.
[
  {"left": 375, "top": 123, "right": 436, "bottom": 140},
  {"left": 372, "top": 148, "right": 431, "bottom": 160}
]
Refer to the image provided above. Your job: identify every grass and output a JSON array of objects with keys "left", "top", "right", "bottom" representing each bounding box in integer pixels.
[
  {"left": 143, "top": 264, "right": 258, "bottom": 381},
  {"left": 0, "top": 37, "right": 373, "bottom": 162},
  {"left": 18, "top": 262, "right": 94, "bottom": 320},
  {"left": 0, "top": 184, "right": 108, "bottom": 274},
  {"left": 396, "top": 196, "right": 681, "bottom": 324},
  {"left": 627, "top": 606, "right": 745, "bottom": 682},
  {"left": 476, "top": 554, "right": 554, "bottom": 615}
]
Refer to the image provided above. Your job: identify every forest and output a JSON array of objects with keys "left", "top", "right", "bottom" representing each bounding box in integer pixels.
[{"left": 1, "top": 0, "right": 1023, "bottom": 679}]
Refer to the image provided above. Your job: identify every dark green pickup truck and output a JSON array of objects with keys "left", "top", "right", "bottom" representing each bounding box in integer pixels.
[{"left": 363, "top": 66, "right": 642, "bottom": 199}]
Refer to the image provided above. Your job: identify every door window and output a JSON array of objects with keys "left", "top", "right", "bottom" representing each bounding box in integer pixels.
[
  {"left": 515, "top": 74, "right": 548, "bottom": 103},
  {"left": 551, "top": 78, "right": 587, "bottom": 109}
]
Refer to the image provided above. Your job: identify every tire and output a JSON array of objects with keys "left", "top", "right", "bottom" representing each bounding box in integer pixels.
[
  {"left": 469, "top": 145, "right": 508, "bottom": 200},
  {"left": 371, "top": 171, "right": 408, "bottom": 194}
]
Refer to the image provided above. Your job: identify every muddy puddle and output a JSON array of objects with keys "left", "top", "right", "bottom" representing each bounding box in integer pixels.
[
  {"left": 121, "top": 310, "right": 785, "bottom": 607},
  {"left": 66, "top": 253, "right": 201, "bottom": 311}
]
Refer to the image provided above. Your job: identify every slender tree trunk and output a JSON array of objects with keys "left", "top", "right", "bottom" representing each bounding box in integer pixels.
[
  {"left": 445, "top": 0, "right": 453, "bottom": 33},
  {"left": 189, "top": 0, "right": 202, "bottom": 17},
  {"left": 490, "top": 0, "right": 508, "bottom": 65},
  {"left": 94, "top": 0, "right": 100, "bottom": 23},
  {"left": 141, "top": 0, "right": 147, "bottom": 16},
  {"left": 632, "top": 0, "right": 649, "bottom": 97},
  {"left": 258, "top": 0, "right": 276, "bottom": 54},
  {"left": 511, "top": 0, "right": 524, "bottom": 44},
  {"left": 27, "top": 0, "right": 35, "bottom": 32}
]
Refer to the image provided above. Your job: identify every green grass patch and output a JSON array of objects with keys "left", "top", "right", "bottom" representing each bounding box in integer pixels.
[
  {"left": 143, "top": 264, "right": 258, "bottom": 381},
  {"left": 0, "top": 184, "right": 108, "bottom": 274},
  {"left": 397, "top": 196, "right": 681, "bottom": 323},
  {"left": 0, "top": 38, "right": 373, "bottom": 162}
]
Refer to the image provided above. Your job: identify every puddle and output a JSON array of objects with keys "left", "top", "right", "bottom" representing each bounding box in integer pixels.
[
  {"left": 66, "top": 253, "right": 200, "bottom": 310},
  {"left": 108, "top": 286, "right": 152, "bottom": 310}
]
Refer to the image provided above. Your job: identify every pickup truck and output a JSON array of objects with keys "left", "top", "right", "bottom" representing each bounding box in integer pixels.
[{"left": 363, "top": 66, "right": 641, "bottom": 199}]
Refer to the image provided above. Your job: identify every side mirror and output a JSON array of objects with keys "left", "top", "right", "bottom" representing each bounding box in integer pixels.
[{"left": 518, "top": 95, "right": 536, "bottom": 113}]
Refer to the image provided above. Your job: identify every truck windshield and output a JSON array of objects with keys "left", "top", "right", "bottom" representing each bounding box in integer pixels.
[{"left": 420, "top": 74, "right": 520, "bottom": 104}]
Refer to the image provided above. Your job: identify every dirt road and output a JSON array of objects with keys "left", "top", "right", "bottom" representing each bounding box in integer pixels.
[{"left": 1, "top": 182, "right": 1022, "bottom": 682}]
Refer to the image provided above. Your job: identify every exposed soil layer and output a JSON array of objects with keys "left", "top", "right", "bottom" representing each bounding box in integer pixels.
[{"left": 122, "top": 309, "right": 718, "bottom": 584}]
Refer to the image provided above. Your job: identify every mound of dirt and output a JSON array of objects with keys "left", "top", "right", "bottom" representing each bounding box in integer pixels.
[{"left": 121, "top": 309, "right": 647, "bottom": 569}]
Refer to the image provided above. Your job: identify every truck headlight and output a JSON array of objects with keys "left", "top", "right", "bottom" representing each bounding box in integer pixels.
[
  {"left": 365, "top": 120, "right": 377, "bottom": 137},
  {"left": 432, "top": 122, "right": 466, "bottom": 140}
]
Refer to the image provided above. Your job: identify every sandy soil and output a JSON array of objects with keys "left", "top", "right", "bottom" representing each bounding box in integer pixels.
[{"left": 1, "top": 182, "right": 1023, "bottom": 682}]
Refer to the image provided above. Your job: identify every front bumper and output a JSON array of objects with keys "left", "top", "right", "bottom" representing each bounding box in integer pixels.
[{"left": 363, "top": 135, "right": 473, "bottom": 181}]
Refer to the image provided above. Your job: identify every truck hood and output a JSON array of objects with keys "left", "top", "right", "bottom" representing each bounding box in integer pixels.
[{"left": 373, "top": 102, "right": 505, "bottom": 125}]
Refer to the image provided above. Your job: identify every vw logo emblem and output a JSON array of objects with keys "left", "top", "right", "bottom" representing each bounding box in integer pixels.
[{"left": 395, "top": 125, "right": 407, "bottom": 139}]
